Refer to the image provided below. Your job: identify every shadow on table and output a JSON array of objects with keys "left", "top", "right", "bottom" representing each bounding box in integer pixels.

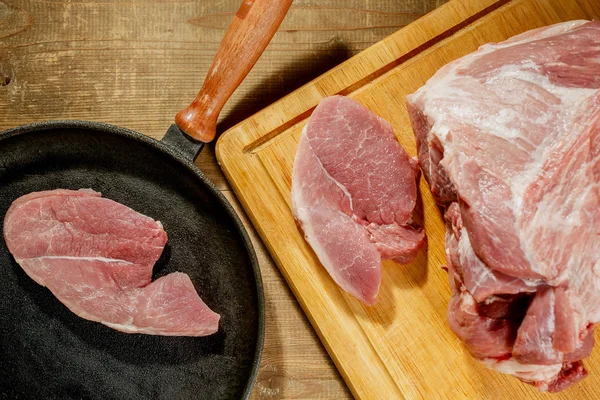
[{"left": 216, "top": 40, "right": 352, "bottom": 138}]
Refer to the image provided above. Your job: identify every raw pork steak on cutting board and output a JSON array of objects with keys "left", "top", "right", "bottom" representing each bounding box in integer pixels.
[
  {"left": 3, "top": 189, "right": 220, "bottom": 337},
  {"left": 292, "top": 96, "right": 425, "bottom": 305},
  {"left": 407, "top": 20, "right": 600, "bottom": 391}
]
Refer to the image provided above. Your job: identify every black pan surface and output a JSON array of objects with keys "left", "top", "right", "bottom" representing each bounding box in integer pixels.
[{"left": 0, "top": 121, "right": 264, "bottom": 400}]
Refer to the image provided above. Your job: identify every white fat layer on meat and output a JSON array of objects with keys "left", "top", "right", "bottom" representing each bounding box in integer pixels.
[
  {"left": 102, "top": 321, "right": 215, "bottom": 336},
  {"left": 293, "top": 205, "right": 374, "bottom": 298},
  {"left": 484, "top": 295, "right": 503, "bottom": 305},
  {"left": 416, "top": 32, "right": 598, "bottom": 279},
  {"left": 479, "top": 357, "right": 562, "bottom": 386},
  {"left": 529, "top": 185, "right": 594, "bottom": 233},
  {"left": 508, "top": 69, "right": 596, "bottom": 205},
  {"left": 458, "top": 227, "right": 541, "bottom": 290},
  {"left": 306, "top": 128, "right": 355, "bottom": 211},
  {"left": 17, "top": 256, "right": 135, "bottom": 265},
  {"left": 292, "top": 129, "right": 373, "bottom": 296},
  {"left": 409, "top": 20, "right": 600, "bottom": 388},
  {"left": 292, "top": 125, "right": 354, "bottom": 212},
  {"left": 411, "top": 20, "right": 589, "bottom": 102},
  {"left": 502, "top": 69, "right": 595, "bottom": 277},
  {"left": 459, "top": 290, "right": 477, "bottom": 316},
  {"left": 515, "top": 290, "right": 556, "bottom": 360}
]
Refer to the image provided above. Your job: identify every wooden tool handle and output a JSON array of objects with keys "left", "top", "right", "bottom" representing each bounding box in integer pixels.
[{"left": 175, "top": 0, "right": 293, "bottom": 143}]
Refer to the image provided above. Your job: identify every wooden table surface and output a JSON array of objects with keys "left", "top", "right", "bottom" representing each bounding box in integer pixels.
[{"left": 0, "top": 0, "right": 444, "bottom": 398}]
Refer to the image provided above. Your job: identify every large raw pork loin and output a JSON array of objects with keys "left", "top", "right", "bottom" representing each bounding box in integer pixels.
[
  {"left": 292, "top": 95, "right": 425, "bottom": 305},
  {"left": 407, "top": 20, "right": 600, "bottom": 391},
  {"left": 3, "top": 189, "right": 220, "bottom": 336}
]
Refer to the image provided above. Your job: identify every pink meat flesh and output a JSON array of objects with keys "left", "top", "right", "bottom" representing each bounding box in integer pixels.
[
  {"left": 292, "top": 95, "right": 425, "bottom": 305},
  {"left": 407, "top": 20, "right": 600, "bottom": 391},
  {"left": 3, "top": 189, "right": 220, "bottom": 336}
]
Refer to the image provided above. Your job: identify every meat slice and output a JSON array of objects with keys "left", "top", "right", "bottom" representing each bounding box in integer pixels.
[
  {"left": 292, "top": 95, "right": 425, "bottom": 305},
  {"left": 407, "top": 20, "right": 600, "bottom": 391},
  {"left": 3, "top": 189, "right": 219, "bottom": 336}
]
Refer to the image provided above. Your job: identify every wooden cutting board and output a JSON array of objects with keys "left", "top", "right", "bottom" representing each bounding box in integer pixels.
[{"left": 216, "top": 0, "right": 600, "bottom": 398}]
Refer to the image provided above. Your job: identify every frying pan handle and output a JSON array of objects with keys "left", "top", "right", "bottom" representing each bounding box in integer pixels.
[{"left": 175, "top": 0, "right": 293, "bottom": 143}]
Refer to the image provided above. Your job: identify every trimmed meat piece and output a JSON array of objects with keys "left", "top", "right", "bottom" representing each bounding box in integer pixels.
[
  {"left": 292, "top": 95, "right": 425, "bottom": 305},
  {"left": 407, "top": 20, "right": 600, "bottom": 391},
  {"left": 3, "top": 189, "right": 219, "bottom": 336},
  {"left": 480, "top": 358, "right": 588, "bottom": 393}
]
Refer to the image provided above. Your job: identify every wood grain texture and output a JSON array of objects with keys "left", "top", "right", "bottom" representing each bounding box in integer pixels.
[
  {"left": 0, "top": 0, "right": 446, "bottom": 398},
  {"left": 175, "top": 0, "right": 293, "bottom": 142},
  {"left": 216, "top": 0, "right": 600, "bottom": 399}
]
